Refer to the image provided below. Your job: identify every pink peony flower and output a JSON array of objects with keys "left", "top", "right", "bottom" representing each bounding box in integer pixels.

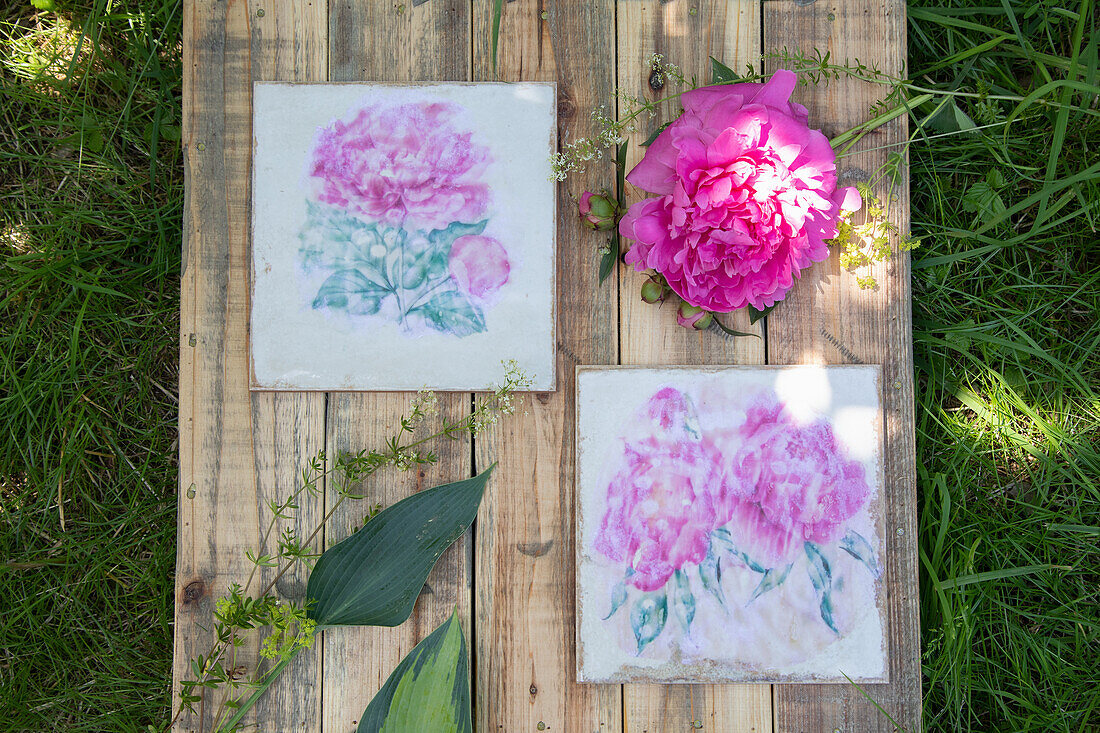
[
  {"left": 310, "top": 101, "right": 491, "bottom": 232},
  {"left": 595, "top": 388, "right": 728, "bottom": 591},
  {"left": 723, "top": 394, "right": 870, "bottom": 566},
  {"left": 449, "top": 235, "right": 510, "bottom": 299},
  {"left": 618, "top": 70, "right": 861, "bottom": 312}
]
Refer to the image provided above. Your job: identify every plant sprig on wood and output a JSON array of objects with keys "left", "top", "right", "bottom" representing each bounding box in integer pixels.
[{"left": 169, "top": 362, "right": 531, "bottom": 732}]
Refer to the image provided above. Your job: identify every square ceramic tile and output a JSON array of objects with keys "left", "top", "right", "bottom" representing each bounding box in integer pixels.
[
  {"left": 576, "top": 365, "right": 888, "bottom": 683},
  {"left": 250, "top": 82, "right": 556, "bottom": 391}
]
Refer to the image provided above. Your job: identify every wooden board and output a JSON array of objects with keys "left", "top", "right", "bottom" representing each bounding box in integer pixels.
[
  {"left": 321, "top": 3, "right": 475, "bottom": 730},
  {"left": 764, "top": 1, "right": 922, "bottom": 730},
  {"left": 470, "top": 2, "right": 622, "bottom": 731},
  {"left": 175, "top": 1, "right": 920, "bottom": 730},
  {"left": 176, "top": 2, "right": 326, "bottom": 731},
  {"left": 614, "top": 4, "right": 773, "bottom": 732}
]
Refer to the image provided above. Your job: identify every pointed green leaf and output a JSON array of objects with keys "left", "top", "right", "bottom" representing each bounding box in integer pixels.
[
  {"left": 312, "top": 269, "right": 391, "bottom": 315},
  {"left": 840, "top": 529, "right": 881, "bottom": 579},
  {"left": 710, "top": 57, "right": 739, "bottom": 84},
  {"left": 630, "top": 591, "right": 667, "bottom": 654},
  {"left": 357, "top": 610, "right": 472, "bottom": 733},
  {"left": 408, "top": 290, "right": 486, "bottom": 337},
  {"left": 598, "top": 237, "right": 619, "bottom": 285},
  {"left": 307, "top": 468, "right": 491, "bottom": 627},
  {"left": 670, "top": 569, "right": 695, "bottom": 632},
  {"left": 748, "top": 563, "right": 793, "bottom": 603},
  {"left": 640, "top": 120, "right": 673, "bottom": 148},
  {"left": 748, "top": 303, "right": 777, "bottom": 325}
]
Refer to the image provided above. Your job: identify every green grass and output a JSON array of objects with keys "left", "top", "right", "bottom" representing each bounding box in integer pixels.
[
  {"left": 909, "top": 1, "right": 1100, "bottom": 730},
  {"left": 0, "top": 0, "right": 1097, "bottom": 731},
  {"left": 0, "top": 1, "right": 182, "bottom": 730}
]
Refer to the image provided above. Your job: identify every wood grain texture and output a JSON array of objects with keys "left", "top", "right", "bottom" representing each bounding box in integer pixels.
[
  {"left": 175, "top": 1, "right": 326, "bottom": 730},
  {"left": 471, "top": 1, "right": 622, "bottom": 732},
  {"left": 614, "top": 2, "right": 772, "bottom": 731},
  {"left": 764, "top": 1, "right": 922, "bottom": 730},
  {"left": 322, "top": 2, "right": 474, "bottom": 731}
]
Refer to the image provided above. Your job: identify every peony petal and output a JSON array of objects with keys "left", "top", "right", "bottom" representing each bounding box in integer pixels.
[
  {"left": 834, "top": 185, "right": 863, "bottom": 214},
  {"left": 625, "top": 122, "right": 679, "bottom": 194}
]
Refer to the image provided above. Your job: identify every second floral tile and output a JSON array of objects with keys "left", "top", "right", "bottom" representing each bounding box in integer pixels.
[{"left": 575, "top": 365, "right": 888, "bottom": 683}]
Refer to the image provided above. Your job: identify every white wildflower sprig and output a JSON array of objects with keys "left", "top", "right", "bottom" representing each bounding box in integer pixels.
[{"left": 172, "top": 361, "right": 531, "bottom": 733}]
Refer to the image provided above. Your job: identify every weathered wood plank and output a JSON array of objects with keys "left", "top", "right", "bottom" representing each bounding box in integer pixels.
[
  {"left": 175, "top": 1, "right": 327, "bottom": 731},
  {"left": 321, "top": 2, "right": 474, "bottom": 731},
  {"left": 471, "top": 1, "right": 622, "bottom": 731},
  {"left": 764, "top": 1, "right": 922, "bottom": 730},
  {"left": 614, "top": 2, "right": 773, "bottom": 731}
]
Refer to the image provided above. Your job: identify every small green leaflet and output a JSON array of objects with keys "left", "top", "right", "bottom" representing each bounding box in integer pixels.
[
  {"left": 710, "top": 57, "right": 740, "bottom": 84},
  {"left": 408, "top": 290, "right": 487, "bottom": 337},
  {"left": 307, "top": 468, "right": 492, "bottom": 627},
  {"left": 804, "top": 541, "right": 839, "bottom": 633},
  {"left": 603, "top": 571, "right": 631, "bottom": 620},
  {"left": 670, "top": 569, "right": 695, "bottom": 632},
  {"left": 630, "top": 591, "right": 668, "bottom": 654},
  {"left": 712, "top": 314, "right": 757, "bottom": 338},
  {"left": 600, "top": 142, "right": 630, "bottom": 285},
  {"left": 356, "top": 610, "right": 472, "bottom": 733},
  {"left": 312, "top": 269, "right": 391, "bottom": 315},
  {"left": 748, "top": 303, "right": 777, "bottom": 325},
  {"left": 840, "top": 529, "right": 881, "bottom": 578},
  {"left": 640, "top": 120, "right": 673, "bottom": 148},
  {"left": 748, "top": 563, "right": 793, "bottom": 603}
]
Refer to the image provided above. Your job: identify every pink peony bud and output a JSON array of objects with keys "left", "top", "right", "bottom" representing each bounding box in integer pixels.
[
  {"left": 676, "top": 302, "right": 713, "bottom": 330},
  {"left": 449, "top": 235, "right": 510, "bottom": 299},
  {"left": 578, "top": 191, "right": 619, "bottom": 231}
]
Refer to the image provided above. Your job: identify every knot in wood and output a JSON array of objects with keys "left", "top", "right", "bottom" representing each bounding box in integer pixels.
[
  {"left": 181, "top": 579, "right": 206, "bottom": 604},
  {"left": 529, "top": 684, "right": 538, "bottom": 695},
  {"left": 648, "top": 67, "right": 666, "bottom": 91},
  {"left": 557, "top": 90, "right": 576, "bottom": 121},
  {"left": 536, "top": 393, "right": 550, "bottom": 405}
]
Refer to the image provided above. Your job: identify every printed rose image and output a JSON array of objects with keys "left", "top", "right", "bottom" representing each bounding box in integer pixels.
[
  {"left": 724, "top": 394, "right": 871, "bottom": 567},
  {"left": 593, "top": 383, "right": 878, "bottom": 654},
  {"left": 297, "top": 99, "right": 510, "bottom": 338},
  {"left": 618, "top": 69, "right": 861, "bottom": 312},
  {"left": 309, "top": 101, "right": 491, "bottom": 232}
]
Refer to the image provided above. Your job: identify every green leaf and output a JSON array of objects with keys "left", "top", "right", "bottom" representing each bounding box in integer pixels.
[
  {"left": 804, "top": 542, "right": 839, "bottom": 633},
  {"left": 710, "top": 57, "right": 740, "bottom": 84},
  {"left": 669, "top": 569, "right": 695, "bottom": 632},
  {"left": 748, "top": 303, "right": 777, "bottom": 325},
  {"left": 603, "top": 570, "right": 632, "bottom": 620},
  {"left": 630, "top": 591, "right": 668, "bottom": 654},
  {"left": 489, "top": 0, "right": 504, "bottom": 77},
  {"left": 408, "top": 290, "right": 486, "bottom": 337},
  {"left": 840, "top": 529, "right": 881, "bottom": 579},
  {"left": 748, "top": 563, "right": 793, "bottom": 603},
  {"left": 312, "top": 269, "right": 391, "bottom": 315},
  {"left": 307, "top": 468, "right": 491, "bottom": 627},
  {"left": 712, "top": 314, "right": 757, "bottom": 338},
  {"left": 640, "top": 121, "right": 673, "bottom": 148},
  {"left": 426, "top": 219, "right": 489, "bottom": 251},
  {"left": 357, "top": 610, "right": 472, "bottom": 733},
  {"left": 698, "top": 544, "right": 725, "bottom": 608},
  {"left": 598, "top": 238, "right": 619, "bottom": 285}
]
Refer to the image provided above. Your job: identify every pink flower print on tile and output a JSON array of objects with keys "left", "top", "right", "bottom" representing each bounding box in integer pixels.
[
  {"left": 298, "top": 98, "right": 510, "bottom": 338},
  {"left": 593, "top": 383, "right": 877, "bottom": 654}
]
